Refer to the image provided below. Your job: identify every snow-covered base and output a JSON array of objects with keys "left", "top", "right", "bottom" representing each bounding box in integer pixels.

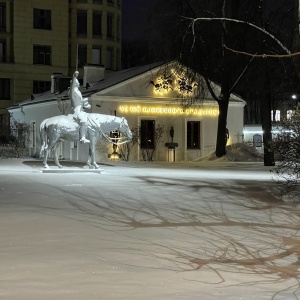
[
  {"left": 195, "top": 143, "right": 264, "bottom": 162},
  {"left": 1, "top": 159, "right": 299, "bottom": 300}
]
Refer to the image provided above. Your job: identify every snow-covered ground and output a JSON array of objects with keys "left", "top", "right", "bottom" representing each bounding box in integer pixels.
[{"left": 1, "top": 155, "right": 300, "bottom": 300}]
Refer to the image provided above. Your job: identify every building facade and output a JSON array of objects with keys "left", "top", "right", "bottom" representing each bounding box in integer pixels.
[
  {"left": 8, "top": 63, "right": 246, "bottom": 163},
  {"left": 0, "top": 0, "right": 121, "bottom": 127}
]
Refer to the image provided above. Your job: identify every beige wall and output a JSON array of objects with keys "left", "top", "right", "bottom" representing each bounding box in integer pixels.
[{"left": 0, "top": 0, "right": 121, "bottom": 115}]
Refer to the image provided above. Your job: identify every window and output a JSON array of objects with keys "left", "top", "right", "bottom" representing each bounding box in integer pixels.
[
  {"left": 271, "top": 110, "right": 280, "bottom": 122},
  {"left": 141, "top": 120, "right": 155, "bottom": 149},
  {"left": 0, "top": 40, "right": 5, "bottom": 62},
  {"left": 117, "top": 16, "right": 120, "bottom": 41},
  {"left": 106, "top": 48, "right": 112, "bottom": 69},
  {"left": 107, "top": 0, "right": 114, "bottom": 5},
  {"left": 287, "top": 110, "right": 295, "bottom": 120},
  {"left": 33, "top": 8, "right": 51, "bottom": 30},
  {"left": 92, "top": 47, "right": 101, "bottom": 65},
  {"left": 78, "top": 44, "right": 87, "bottom": 68},
  {"left": 31, "top": 121, "right": 36, "bottom": 148},
  {"left": 0, "top": 78, "right": 10, "bottom": 99},
  {"left": 187, "top": 121, "right": 200, "bottom": 149},
  {"left": 33, "top": 80, "right": 51, "bottom": 94},
  {"left": 107, "top": 14, "right": 113, "bottom": 38},
  {"left": 77, "top": 0, "right": 87, "bottom": 2},
  {"left": 93, "top": 0, "right": 102, "bottom": 3},
  {"left": 77, "top": 10, "right": 87, "bottom": 36},
  {"left": 33, "top": 45, "right": 51, "bottom": 65},
  {"left": 93, "top": 11, "right": 102, "bottom": 36},
  {"left": 0, "top": 3, "right": 6, "bottom": 30}
]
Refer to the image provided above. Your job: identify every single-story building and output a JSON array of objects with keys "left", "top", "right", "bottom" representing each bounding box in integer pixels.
[{"left": 8, "top": 62, "right": 246, "bottom": 163}]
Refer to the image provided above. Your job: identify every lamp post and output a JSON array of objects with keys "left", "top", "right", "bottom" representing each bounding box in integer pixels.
[{"left": 165, "top": 126, "right": 178, "bottom": 162}]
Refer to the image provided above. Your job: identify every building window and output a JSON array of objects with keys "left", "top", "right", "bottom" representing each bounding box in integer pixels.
[
  {"left": 0, "top": 78, "right": 10, "bottom": 99},
  {"left": 106, "top": 48, "right": 113, "bottom": 69},
  {"left": 33, "top": 45, "right": 51, "bottom": 65},
  {"left": 141, "top": 120, "right": 155, "bottom": 149},
  {"left": 93, "top": 11, "right": 102, "bottom": 36},
  {"left": 78, "top": 44, "right": 87, "bottom": 68},
  {"left": 107, "top": 14, "right": 113, "bottom": 38},
  {"left": 33, "top": 80, "right": 51, "bottom": 94},
  {"left": 0, "top": 3, "right": 6, "bottom": 31},
  {"left": 92, "top": 47, "right": 101, "bottom": 65},
  {"left": 0, "top": 40, "right": 5, "bottom": 62},
  {"left": 287, "top": 110, "right": 295, "bottom": 120},
  {"left": 271, "top": 110, "right": 280, "bottom": 122},
  {"left": 77, "top": 0, "right": 87, "bottom": 2},
  {"left": 107, "top": 0, "right": 114, "bottom": 5},
  {"left": 93, "top": 0, "right": 102, "bottom": 3},
  {"left": 33, "top": 8, "right": 51, "bottom": 30},
  {"left": 31, "top": 121, "right": 36, "bottom": 148},
  {"left": 187, "top": 121, "right": 200, "bottom": 149},
  {"left": 77, "top": 10, "right": 87, "bottom": 36}
]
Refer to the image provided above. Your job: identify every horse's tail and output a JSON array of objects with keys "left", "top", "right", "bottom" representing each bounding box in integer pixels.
[{"left": 39, "top": 119, "right": 48, "bottom": 158}]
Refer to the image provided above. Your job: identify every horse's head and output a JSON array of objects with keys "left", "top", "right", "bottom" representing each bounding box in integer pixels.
[{"left": 118, "top": 117, "right": 132, "bottom": 140}]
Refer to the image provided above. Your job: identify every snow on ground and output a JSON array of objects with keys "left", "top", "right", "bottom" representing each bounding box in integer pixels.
[{"left": 0, "top": 149, "right": 300, "bottom": 300}]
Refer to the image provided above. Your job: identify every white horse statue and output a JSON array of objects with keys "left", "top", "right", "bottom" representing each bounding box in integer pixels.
[{"left": 40, "top": 113, "right": 132, "bottom": 169}]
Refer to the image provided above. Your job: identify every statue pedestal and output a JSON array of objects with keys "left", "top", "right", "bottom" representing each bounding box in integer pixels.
[{"left": 42, "top": 168, "right": 102, "bottom": 174}]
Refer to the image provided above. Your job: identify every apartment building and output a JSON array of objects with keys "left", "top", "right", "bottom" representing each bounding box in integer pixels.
[{"left": 0, "top": 0, "right": 121, "bottom": 127}]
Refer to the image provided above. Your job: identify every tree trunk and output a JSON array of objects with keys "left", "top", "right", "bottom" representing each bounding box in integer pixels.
[
  {"left": 260, "top": 91, "right": 275, "bottom": 166},
  {"left": 215, "top": 96, "right": 230, "bottom": 157}
]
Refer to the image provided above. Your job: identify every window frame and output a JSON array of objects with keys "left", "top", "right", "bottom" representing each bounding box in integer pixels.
[
  {"left": 92, "top": 11, "right": 102, "bottom": 37},
  {"left": 187, "top": 120, "right": 201, "bottom": 150},
  {"left": 33, "top": 45, "right": 51, "bottom": 65},
  {"left": 140, "top": 119, "right": 155, "bottom": 149},
  {"left": 0, "top": 3, "right": 6, "bottom": 31},
  {"left": 77, "top": 10, "right": 87, "bottom": 37},
  {"left": 0, "top": 78, "right": 10, "bottom": 100},
  {"left": 33, "top": 8, "right": 51, "bottom": 30}
]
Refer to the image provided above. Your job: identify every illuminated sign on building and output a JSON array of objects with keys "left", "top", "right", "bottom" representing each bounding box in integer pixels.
[{"left": 119, "top": 105, "right": 219, "bottom": 116}]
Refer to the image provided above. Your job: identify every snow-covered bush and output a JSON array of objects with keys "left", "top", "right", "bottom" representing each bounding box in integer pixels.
[{"left": 272, "top": 105, "right": 300, "bottom": 199}]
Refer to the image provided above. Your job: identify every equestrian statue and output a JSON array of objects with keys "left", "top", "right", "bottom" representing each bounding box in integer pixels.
[{"left": 40, "top": 71, "right": 132, "bottom": 169}]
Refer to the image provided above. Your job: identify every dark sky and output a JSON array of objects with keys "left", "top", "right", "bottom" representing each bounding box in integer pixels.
[{"left": 122, "top": 0, "right": 156, "bottom": 40}]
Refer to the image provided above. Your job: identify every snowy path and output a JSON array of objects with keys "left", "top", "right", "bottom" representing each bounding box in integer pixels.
[{"left": 0, "top": 159, "right": 300, "bottom": 300}]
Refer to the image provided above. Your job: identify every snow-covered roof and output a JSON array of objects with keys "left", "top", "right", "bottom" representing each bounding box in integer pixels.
[{"left": 9, "top": 61, "right": 245, "bottom": 109}]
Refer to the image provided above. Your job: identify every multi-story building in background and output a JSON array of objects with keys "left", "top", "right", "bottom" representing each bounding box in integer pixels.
[{"left": 0, "top": 0, "right": 121, "bottom": 127}]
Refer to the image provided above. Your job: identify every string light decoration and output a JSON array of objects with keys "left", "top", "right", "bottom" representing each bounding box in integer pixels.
[
  {"left": 150, "top": 75, "right": 173, "bottom": 95},
  {"left": 151, "top": 68, "right": 198, "bottom": 97}
]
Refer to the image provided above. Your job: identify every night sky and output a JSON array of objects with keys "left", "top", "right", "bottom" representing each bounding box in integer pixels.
[{"left": 122, "top": 0, "right": 156, "bottom": 40}]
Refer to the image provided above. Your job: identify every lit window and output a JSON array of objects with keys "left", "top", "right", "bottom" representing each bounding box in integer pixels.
[
  {"left": 187, "top": 121, "right": 200, "bottom": 149},
  {"left": 271, "top": 110, "right": 280, "bottom": 121},
  {"left": 287, "top": 110, "right": 295, "bottom": 120},
  {"left": 33, "top": 8, "right": 51, "bottom": 30}
]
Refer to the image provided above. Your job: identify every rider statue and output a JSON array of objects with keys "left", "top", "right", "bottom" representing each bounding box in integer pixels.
[{"left": 69, "top": 71, "right": 91, "bottom": 144}]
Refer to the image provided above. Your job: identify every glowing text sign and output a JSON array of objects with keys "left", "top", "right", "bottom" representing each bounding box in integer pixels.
[{"left": 119, "top": 105, "right": 219, "bottom": 116}]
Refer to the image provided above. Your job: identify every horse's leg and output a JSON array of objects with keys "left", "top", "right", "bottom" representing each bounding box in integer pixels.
[
  {"left": 43, "top": 146, "right": 49, "bottom": 169},
  {"left": 89, "top": 138, "right": 99, "bottom": 169},
  {"left": 53, "top": 141, "right": 63, "bottom": 168}
]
